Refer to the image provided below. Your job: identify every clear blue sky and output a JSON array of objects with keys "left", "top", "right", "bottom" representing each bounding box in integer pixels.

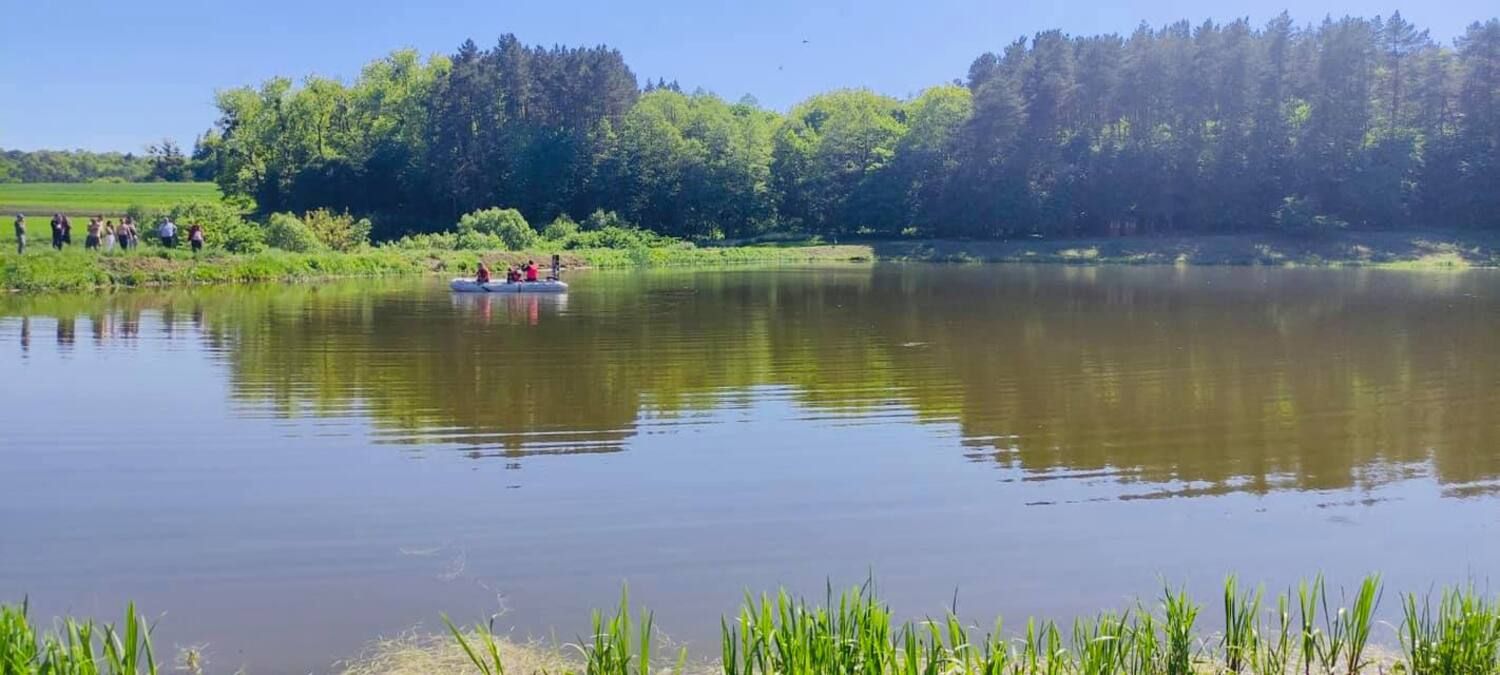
[{"left": 1, "top": 0, "right": 1493, "bottom": 153}]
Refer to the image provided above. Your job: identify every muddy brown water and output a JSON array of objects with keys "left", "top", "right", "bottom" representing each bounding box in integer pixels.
[{"left": 2, "top": 265, "right": 1498, "bottom": 673}]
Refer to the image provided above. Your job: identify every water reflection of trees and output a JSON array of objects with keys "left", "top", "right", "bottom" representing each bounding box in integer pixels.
[{"left": 6, "top": 267, "right": 1497, "bottom": 494}]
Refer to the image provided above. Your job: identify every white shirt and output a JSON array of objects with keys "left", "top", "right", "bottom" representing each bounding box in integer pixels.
[{"left": 160, "top": 221, "right": 177, "bottom": 237}]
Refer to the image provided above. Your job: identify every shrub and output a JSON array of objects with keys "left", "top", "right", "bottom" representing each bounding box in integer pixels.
[
  {"left": 387, "top": 232, "right": 459, "bottom": 250},
  {"left": 455, "top": 230, "right": 506, "bottom": 250},
  {"left": 167, "top": 200, "right": 265, "bottom": 253},
  {"left": 125, "top": 203, "right": 166, "bottom": 231},
  {"left": 216, "top": 220, "right": 268, "bottom": 253},
  {"left": 1274, "top": 196, "right": 1347, "bottom": 238},
  {"left": 542, "top": 214, "right": 580, "bottom": 240},
  {"left": 559, "top": 225, "right": 683, "bottom": 250},
  {"left": 264, "top": 212, "right": 323, "bottom": 252},
  {"left": 457, "top": 207, "right": 536, "bottom": 250},
  {"left": 582, "top": 209, "right": 631, "bottom": 232},
  {"left": 302, "top": 208, "right": 372, "bottom": 252}
]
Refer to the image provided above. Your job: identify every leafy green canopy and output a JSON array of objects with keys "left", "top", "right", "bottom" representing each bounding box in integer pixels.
[{"left": 199, "top": 16, "right": 1500, "bottom": 238}]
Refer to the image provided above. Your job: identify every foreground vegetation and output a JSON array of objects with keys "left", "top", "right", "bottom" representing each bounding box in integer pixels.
[
  {"left": 0, "top": 601, "right": 162, "bottom": 675},
  {"left": 9, "top": 576, "right": 1500, "bottom": 674},
  {"left": 0, "top": 181, "right": 220, "bottom": 219},
  {"left": 425, "top": 576, "right": 1500, "bottom": 675}
]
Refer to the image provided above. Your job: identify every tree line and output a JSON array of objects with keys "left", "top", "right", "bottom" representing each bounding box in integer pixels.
[
  {"left": 203, "top": 13, "right": 1499, "bottom": 239},
  {"left": 0, "top": 141, "right": 217, "bottom": 184}
]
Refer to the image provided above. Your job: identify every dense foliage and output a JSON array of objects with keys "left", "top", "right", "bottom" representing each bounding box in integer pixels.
[
  {"left": 193, "top": 15, "right": 1499, "bottom": 238},
  {"left": 0, "top": 149, "right": 151, "bottom": 183},
  {"left": 0, "top": 143, "right": 216, "bottom": 184}
]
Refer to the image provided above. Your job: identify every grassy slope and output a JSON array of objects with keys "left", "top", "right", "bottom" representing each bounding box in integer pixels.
[
  {"left": 5, "top": 226, "right": 1498, "bottom": 293},
  {"left": 0, "top": 244, "right": 873, "bottom": 292},
  {"left": 0, "top": 182, "right": 219, "bottom": 221}
]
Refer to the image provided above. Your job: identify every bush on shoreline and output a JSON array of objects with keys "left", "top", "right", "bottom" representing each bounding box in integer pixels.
[
  {"left": 264, "top": 212, "right": 324, "bottom": 252},
  {"left": 303, "top": 208, "right": 373, "bottom": 252},
  {"left": 457, "top": 207, "right": 536, "bottom": 251}
]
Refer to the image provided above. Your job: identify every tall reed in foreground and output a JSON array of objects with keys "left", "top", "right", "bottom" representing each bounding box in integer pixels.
[
  {"left": 1220, "top": 576, "right": 1261, "bottom": 673},
  {"left": 446, "top": 575, "right": 1500, "bottom": 675},
  {"left": 446, "top": 589, "right": 684, "bottom": 675},
  {"left": 1401, "top": 585, "right": 1500, "bottom": 674},
  {"left": 0, "top": 600, "right": 157, "bottom": 675}
]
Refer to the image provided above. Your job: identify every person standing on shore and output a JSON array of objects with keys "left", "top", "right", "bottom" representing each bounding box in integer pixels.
[
  {"left": 85, "top": 217, "right": 103, "bottom": 250},
  {"left": 188, "top": 223, "right": 204, "bottom": 253},
  {"left": 61, "top": 215, "right": 72, "bottom": 247},
  {"left": 159, "top": 218, "right": 177, "bottom": 248},
  {"left": 13, "top": 214, "right": 25, "bottom": 254},
  {"left": 120, "top": 217, "right": 135, "bottom": 250},
  {"left": 104, "top": 220, "right": 117, "bottom": 251}
]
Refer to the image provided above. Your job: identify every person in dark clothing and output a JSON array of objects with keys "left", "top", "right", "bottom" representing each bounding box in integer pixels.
[
  {"left": 12, "top": 214, "right": 24, "bottom": 254},
  {"left": 50, "top": 214, "right": 64, "bottom": 250},
  {"left": 60, "top": 215, "right": 72, "bottom": 247}
]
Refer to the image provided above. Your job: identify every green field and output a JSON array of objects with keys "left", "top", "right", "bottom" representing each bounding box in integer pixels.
[{"left": 0, "top": 181, "right": 220, "bottom": 218}]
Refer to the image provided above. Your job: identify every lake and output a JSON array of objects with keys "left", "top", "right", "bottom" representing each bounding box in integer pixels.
[{"left": 3, "top": 264, "right": 1498, "bottom": 674}]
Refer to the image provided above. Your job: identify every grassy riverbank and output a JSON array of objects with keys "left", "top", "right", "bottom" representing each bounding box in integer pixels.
[
  {"left": 0, "top": 244, "right": 872, "bottom": 292},
  {"left": 7, "top": 576, "right": 1500, "bottom": 674},
  {"left": 868, "top": 229, "right": 1500, "bottom": 267},
  {"left": 3, "top": 228, "right": 1497, "bottom": 292}
]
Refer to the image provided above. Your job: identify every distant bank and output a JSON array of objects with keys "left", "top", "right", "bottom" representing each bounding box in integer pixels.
[{"left": 3, "top": 228, "right": 1496, "bottom": 293}]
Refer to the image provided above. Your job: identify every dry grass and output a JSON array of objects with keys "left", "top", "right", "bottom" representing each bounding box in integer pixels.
[
  {"left": 339, "top": 625, "right": 729, "bottom": 675},
  {"left": 339, "top": 631, "right": 577, "bottom": 675}
]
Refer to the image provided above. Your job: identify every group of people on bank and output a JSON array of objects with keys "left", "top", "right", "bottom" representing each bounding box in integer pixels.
[{"left": 11, "top": 213, "right": 206, "bottom": 254}]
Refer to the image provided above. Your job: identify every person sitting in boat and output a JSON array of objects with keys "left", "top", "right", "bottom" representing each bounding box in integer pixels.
[
  {"left": 475, "top": 261, "right": 492, "bottom": 284},
  {"left": 524, "top": 260, "right": 539, "bottom": 282},
  {"left": 507, "top": 266, "right": 520, "bottom": 283}
]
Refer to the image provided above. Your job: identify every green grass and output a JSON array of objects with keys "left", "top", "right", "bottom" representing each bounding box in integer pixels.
[
  {"left": 0, "top": 243, "right": 873, "bottom": 292},
  {"left": 5, "top": 222, "right": 1500, "bottom": 293},
  {"left": 8, "top": 578, "right": 1500, "bottom": 675},
  {"left": 0, "top": 600, "right": 160, "bottom": 675},
  {"left": 430, "top": 576, "right": 1500, "bottom": 675},
  {"left": 0, "top": 181, "right": 219, "bottom": 220},
  {"left": 866, "top": 231, "right": 1500, "bottom": 268}
]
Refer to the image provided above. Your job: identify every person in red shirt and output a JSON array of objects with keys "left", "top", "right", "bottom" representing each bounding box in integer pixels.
[
  {"left": 524, "top": 260, "right": 539, "bottom": 282},
  {"left": 475, "top": 261, "right": 491, "bottom": 284}
]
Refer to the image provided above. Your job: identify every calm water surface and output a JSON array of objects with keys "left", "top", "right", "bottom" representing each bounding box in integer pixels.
[{"left": 2, "top": 265, "right": 1499, "bottom": 673}]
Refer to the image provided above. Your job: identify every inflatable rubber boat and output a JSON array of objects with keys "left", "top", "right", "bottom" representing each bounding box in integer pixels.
[{"left": 450, "top": 278, "right": 569, "bottom": 294}]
